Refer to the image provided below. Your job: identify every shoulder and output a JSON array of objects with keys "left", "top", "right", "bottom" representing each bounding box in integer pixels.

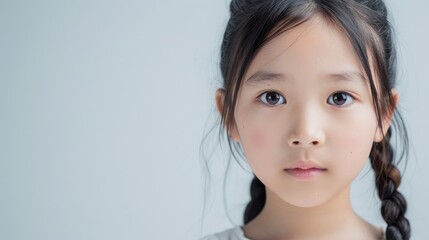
[{"left": 201, "top": 226, "right": 250, "bottom": 240}]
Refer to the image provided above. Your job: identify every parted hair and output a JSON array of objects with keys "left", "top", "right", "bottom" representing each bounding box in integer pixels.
[{"left": 217, "top": 0, "right": 410, "bottom": 239}]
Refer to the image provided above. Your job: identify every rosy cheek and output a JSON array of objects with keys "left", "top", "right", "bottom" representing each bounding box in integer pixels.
[
  {"left": 338, "top": 130, "right": 373, "bottom": 162},
  {"left": 249, "top": 131, "right": 269, "bottom": 149},
  {"left": 344, "top": 135, "right": 359, "bottom": 153}
]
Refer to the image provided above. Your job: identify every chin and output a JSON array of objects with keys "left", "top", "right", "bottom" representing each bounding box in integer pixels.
[{"left": 279, "top": 192, "right": 332, "bottom": 208}]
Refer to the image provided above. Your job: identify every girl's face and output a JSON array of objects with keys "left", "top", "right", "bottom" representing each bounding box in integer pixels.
[{"left": 226, "top": 18, "right": 393, "bottom": 208}]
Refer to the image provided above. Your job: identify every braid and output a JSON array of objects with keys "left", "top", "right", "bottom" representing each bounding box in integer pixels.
[
  {"left": 370, "top": 129, "right": 410, "bottom": 240},
  {"left": 243, "top": 175, "right": 266, "bottom": 224}
]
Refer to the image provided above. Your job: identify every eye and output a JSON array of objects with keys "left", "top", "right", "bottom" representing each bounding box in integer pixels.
[
  {"left": 327, "top": 92, "right": 354, "bottom": 107},
  {"left": 258, "top": 91, "right": 286, "bottom": 106}
]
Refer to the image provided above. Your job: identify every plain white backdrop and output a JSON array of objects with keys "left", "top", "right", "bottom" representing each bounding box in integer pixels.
[{"left": 0, "top": 0, "right": 427, "bottom": 239}]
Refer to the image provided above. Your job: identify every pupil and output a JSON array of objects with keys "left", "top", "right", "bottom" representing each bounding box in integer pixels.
[
  {"left": 267, "top": 92, "right": 280, "bottom": 104},
  {"left": 333, "top": 93, "right": 347, "bottom": 105}
]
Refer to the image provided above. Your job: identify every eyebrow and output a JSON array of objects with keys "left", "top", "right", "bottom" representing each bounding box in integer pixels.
[
  {"left": 245, "top": 70, "right": 367, "bottom": 85},
  {"left": 328, "top": 71, "right": 367, "bottom": 85},
  {"left": 245, "top": 71, "right": 285, "bottom": 85}
]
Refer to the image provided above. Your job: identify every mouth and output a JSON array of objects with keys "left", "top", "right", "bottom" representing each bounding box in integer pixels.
[
  {"left": 284, "top": 160, "right": 327, "bottom": 180},
  {"left": 284, "top": 168, "right": 327, "bottom": 180}
]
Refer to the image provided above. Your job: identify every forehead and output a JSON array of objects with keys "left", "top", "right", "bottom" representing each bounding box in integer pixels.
[{"left": 244, "top": 18, "right": 367, "bottom": 84}]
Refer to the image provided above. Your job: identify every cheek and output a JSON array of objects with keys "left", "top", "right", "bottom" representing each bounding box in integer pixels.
[
  {"left": 331, "top": 111, "right": 377, "bottom": 154},
  {"left": 341, "top": 132, "right": 366, "bottom": 154},
  {"left": 347, "top": 126, "right": 376, "bottom": 155},
  {"left": 236, "top": 110, "right": 281, "bottom": 163},
  {"left": 330, "top": 119, "right": 376, "bottom": 177},
  {"left": 249, "top": 131, "right": 270, "bottom": 148},
  {"left": 236, "top": 107, "right": 277, "bottom": 150},
  {"left": 239, "top": 127, "right": 273, "bottom": 161}
]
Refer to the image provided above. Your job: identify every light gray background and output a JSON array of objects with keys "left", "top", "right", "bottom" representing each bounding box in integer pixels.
[{"left": 0, "top": 0, "right": 427, "bottom": 239}]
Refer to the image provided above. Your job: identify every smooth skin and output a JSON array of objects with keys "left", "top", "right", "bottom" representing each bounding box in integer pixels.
[{"left": 216, "top": 17, "right": 397, "bottom": 240}]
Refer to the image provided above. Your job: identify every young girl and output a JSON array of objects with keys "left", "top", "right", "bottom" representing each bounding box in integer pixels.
[{"left": 202, "top": 0, "right": 410, "bottom": 240}]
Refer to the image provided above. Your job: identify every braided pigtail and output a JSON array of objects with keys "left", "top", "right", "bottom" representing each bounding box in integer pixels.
[
  {"left": 243, "top": 175, "right": 266, "bottom": 224},
  {"left": 370, "top": 129, "right": 410, "bottom": 240}
]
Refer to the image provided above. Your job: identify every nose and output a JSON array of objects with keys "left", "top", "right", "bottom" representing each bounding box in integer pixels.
[
  {"left": 287, "top": 106, "right": 325, "bottom": 148},
  {"left": 289, "top": 138, "right": 322, "bottom": 147}
]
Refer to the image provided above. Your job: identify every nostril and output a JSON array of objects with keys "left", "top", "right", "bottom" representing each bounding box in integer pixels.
[{"left": 290, "top": 140, "right": 321, "bottom": 147}]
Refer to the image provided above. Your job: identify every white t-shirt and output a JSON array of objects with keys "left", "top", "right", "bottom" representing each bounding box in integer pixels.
[
  {"left": 201, "top": 226, "right": 249, "bottom": 240},
  {"left": 201, "top": 226, "right": 386, "bottom": 240}
]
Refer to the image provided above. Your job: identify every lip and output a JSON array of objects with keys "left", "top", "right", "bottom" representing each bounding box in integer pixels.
[
  {"left": 284, "top": 160, "right": 327, "bottom": 180},
  {"left": 285, "top": 160, "right": 327, "bottom": 170}
]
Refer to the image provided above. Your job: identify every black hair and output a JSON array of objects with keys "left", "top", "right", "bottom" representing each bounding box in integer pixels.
[{"left": 213, "top": 0, "right": 410, "bottom": 239}]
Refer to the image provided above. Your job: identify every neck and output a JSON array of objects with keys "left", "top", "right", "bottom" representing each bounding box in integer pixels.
[{"left": 243, "top": 186, "right": 363, "bottom": 239}]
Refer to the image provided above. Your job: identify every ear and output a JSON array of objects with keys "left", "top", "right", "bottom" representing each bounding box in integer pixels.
[
  {"left": 374, "top": 89, "right": 398, "bottom": 142},
  {"left": 215, "top": 88, "right": 240, "bottom": 142}
]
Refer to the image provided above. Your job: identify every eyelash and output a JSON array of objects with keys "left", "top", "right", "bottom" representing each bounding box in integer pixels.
[{"left": 257, "top": 91, "right": 356, "bottom": 107}]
